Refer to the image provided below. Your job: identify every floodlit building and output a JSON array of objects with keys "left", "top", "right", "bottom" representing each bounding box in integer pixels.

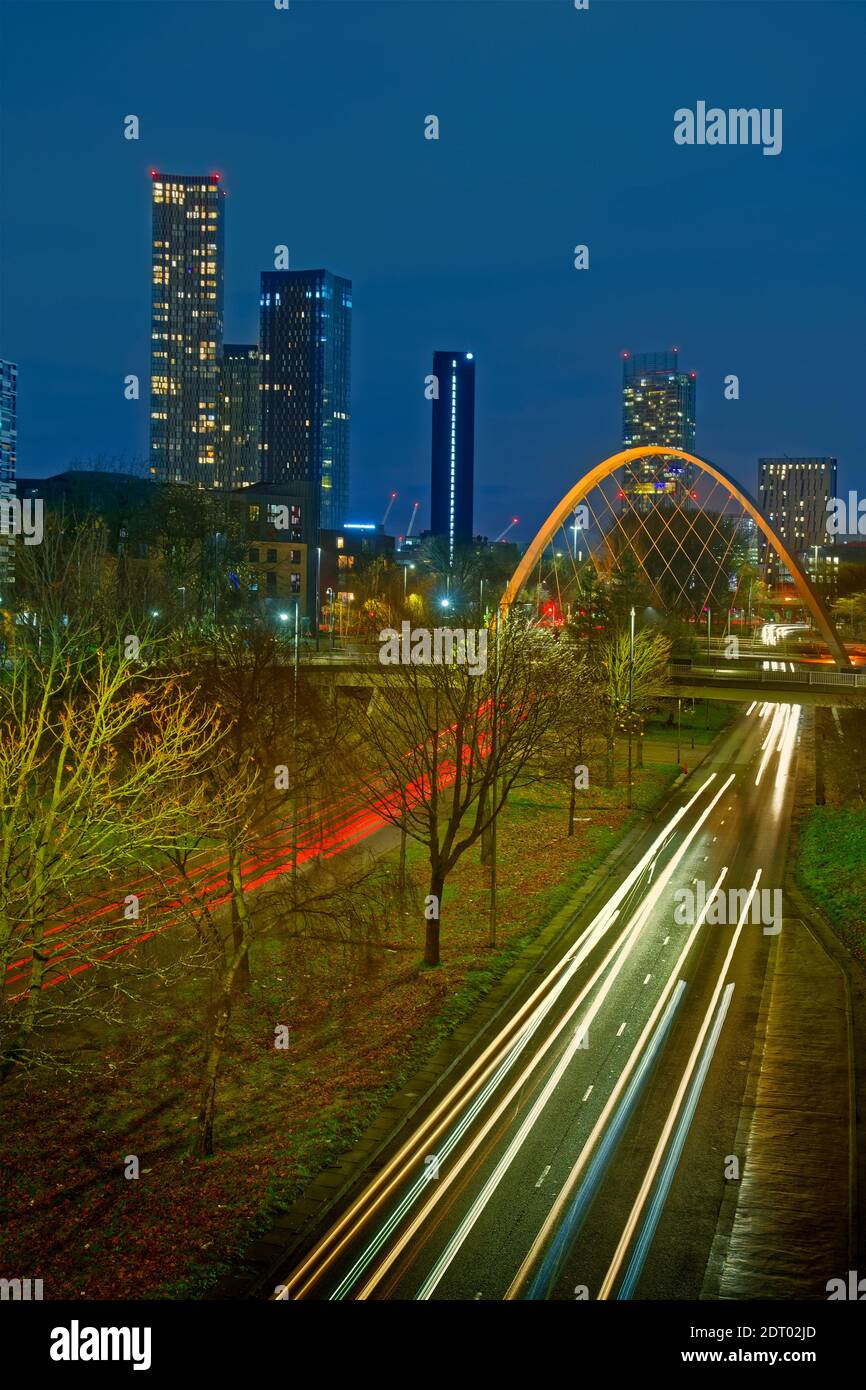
[
  {"left": 149, "top": 172, "right": 225, "bottom": 486},
  {"left": 621, "top": 349, "right": 696, "bottom": 511}
]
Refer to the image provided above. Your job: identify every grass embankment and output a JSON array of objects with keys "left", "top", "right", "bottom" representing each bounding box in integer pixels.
[
  {"left": 644, "top": 698, "right": 735, "bottom": 749},
  {"left": 0, "top": 757, "right": 676, "bottom": 1300},
  {"left": 796, "top": 808, "right": 866, "bottom": 967}
]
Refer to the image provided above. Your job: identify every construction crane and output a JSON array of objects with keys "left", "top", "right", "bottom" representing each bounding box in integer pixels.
[
  {"left": 495, "top": 517, "right": 519, "bottom": 543},
  {"left": 382, "top": 490, "right": 398, "bottom": 528},
  {"left": 405, "top": 500, "right": 420, "bottom": 540}
]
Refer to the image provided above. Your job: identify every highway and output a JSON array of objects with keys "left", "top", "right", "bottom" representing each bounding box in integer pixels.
[{"left": 275, "top": 700, "right": 816, "bottom": 1300}]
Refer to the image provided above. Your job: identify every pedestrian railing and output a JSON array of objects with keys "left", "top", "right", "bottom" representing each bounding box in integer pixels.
[{"left": 669, "top": 662, "right": 866, "bottom": 689}]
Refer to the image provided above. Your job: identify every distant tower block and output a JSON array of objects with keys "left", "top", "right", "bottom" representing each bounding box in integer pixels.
[{"left": 430, "top": 351, "right": 475, "bottom": 563}]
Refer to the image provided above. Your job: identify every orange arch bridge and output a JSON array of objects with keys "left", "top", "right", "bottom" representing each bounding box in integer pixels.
[{"left": 500, "top": 446, "right": 850, "bottom": 670}]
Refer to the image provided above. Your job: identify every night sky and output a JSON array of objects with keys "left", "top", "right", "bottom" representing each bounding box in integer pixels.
[{"left": 2, "top": 0, "right": 865, "bottom": 543}]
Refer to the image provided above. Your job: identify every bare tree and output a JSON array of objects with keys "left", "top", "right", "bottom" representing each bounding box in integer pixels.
[
  {"left": 596, "top": 627, "right": 671, "bottom": 788},
  {"left": 354, "top": 615, "right": 570, "bottom": 966},
  {"left": 168, "top": 623, "right": 384, "bottom": 1155},
  {"left": 0, "top": 621, "right": 229, "bottom": 1080}
]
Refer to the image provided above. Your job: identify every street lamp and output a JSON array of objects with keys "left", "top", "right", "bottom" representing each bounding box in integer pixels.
[{"left": 326, "top": 587, "right": 335, "bottom": 650}]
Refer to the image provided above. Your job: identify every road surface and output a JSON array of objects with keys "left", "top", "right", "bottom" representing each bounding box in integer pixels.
[{"left": 274, "top": 699, "right": 848, "bottom": 1301}]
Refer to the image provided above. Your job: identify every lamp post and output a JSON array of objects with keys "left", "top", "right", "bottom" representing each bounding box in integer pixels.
[
  {"left": 627, "top": 605, "right": 635, "bottom": 811},
  {"left": 326, "top": 587, "right": 335, "bottom": 650},
  {"left": 706, "top": 606, "right": 711, "bottom": 662}
]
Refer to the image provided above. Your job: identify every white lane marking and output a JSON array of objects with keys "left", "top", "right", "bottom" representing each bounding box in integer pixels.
[
  {"left": 662, "top": 935, "right": 669, "bottom": 946},
  {"left": 535, "top": 1165, "right": 551, "bottom": 1189},
  {"left": 581, "top": 1085, "right": 593, "bottom": 1102},
  {"left": 643, "top": 974, "right": 651, "bottom": 985},
  {"left": 616, "top": 1022, "right": 626, "bottom": 1037}
]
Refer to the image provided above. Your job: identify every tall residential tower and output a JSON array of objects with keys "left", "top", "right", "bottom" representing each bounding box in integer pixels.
[
  {"left": 259, "top": 269, "right": 352, "bottom": 530},
  {"left": 621, "top": 349, "right": 696, "bottom": 511},
  {"left": 759, "top": 456, "right": 837, "bottom": 585},
  {"left": 220, "top": 344, "right": 260, "bottom": 488},
  {"left": 149, "top": 172, "right": 225, "bottom": 486}
]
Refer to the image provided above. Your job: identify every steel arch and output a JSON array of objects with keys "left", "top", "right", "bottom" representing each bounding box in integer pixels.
[{"left": 500, "top": 446, "right": 851, "bottom": 669}]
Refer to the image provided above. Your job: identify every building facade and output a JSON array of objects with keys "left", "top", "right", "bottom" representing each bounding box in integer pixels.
[
  {"left": 259, "top": 269, "right": 352, "bottom": 531},
  {"left": 621, "top": 349, "right": 697, "bottom": 511},
  {"left": 758, "top": 457, "right": 837, "bottom": 586},
  {"left": 220, "top": 345, "right": 260, "bottom": 488},
  {"left": 149, "top": 172, "right": 225, "bottom": 487},
  {"left": 430, "top": 350, "right": 475, "bottom": 563},
  {"left": 0, "top": 359, "right": 16, "bottom": 593},
  {"left": 229, "top": 480, "right": 318, "bottom": 624}
]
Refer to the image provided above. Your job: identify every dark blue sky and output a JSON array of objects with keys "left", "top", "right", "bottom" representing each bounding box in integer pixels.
[{"left": 2, "top": 0, "right": 864, "bottom": 542}]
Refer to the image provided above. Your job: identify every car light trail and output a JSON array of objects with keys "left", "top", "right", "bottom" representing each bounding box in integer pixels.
[
  {"left": 524, "top": 982, "right": 687, "bottom": 1301},
  {"left": 772, "top": 704, "right": 800, "bottom": 814},
  {"left": 596, "top": 869, "right": 762, "bottom": 1299},
  {"left": 351, "top": 776, "right": 734, "bottom": 1300},
  {"left": 279, "top": 776, "right": 722, "bottom": 1299},
  {"left": 615, "top": 982, "right": 735, "bottom": 1300},
  {"left": 505, "top": 859, "right": 730, "bottom": 1300},
  {"left": 755, "top": 703, "right": 789, "bottom": 785}
]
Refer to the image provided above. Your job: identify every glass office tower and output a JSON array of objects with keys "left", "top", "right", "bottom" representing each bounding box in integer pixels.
[{"left": 259, "top": 269, "right": 352, "bottom": 530}]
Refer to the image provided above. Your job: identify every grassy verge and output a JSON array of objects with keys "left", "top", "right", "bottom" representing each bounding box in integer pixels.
[
  {"left": 795, "top": 807, "right": 866, "bottom": 967},
  {"left": 644, "top": 698, "right": 735, "bottom": 748}
]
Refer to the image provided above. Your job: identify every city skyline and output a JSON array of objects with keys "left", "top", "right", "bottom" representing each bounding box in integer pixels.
[
  {"left": 3, "top": 0, "right": 866, "bottom": 1339},
  {"left": 2, "top": 0, "right": 864, "bottom": 544}
]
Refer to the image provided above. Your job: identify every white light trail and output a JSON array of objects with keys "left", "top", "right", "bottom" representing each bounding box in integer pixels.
[{"left": 597, "top": 870, "right": 762, "bottom": 1299}]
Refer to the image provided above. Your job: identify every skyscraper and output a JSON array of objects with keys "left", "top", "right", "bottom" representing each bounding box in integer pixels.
[
  {"left": 259, "top": 269, "right": 352, "bottom": 530},
  {"left": 621, "top": 349, "right": 696, "bottom": 511},
  {"left": 149, "top": 172, "right": 225, "bottom": 487},
  {"left": 759, "top": 457, "right": 837, "bottom": 584},
  {"left": 0, "top": 358, "right": 17, "bottom": 591},
  {"left": 220, "top": 345, "right": 260, "bottom": 488},
  {"left": 430, "top": 350, "right": 475, "bottom": 562}
]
